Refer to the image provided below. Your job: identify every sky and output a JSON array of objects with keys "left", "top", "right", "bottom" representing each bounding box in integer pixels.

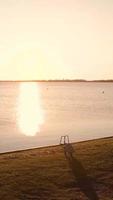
[{"left": 0, "top": 0, "right": 113, "bottom": 80}]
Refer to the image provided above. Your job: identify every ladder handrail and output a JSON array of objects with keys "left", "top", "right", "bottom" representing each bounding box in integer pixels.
[{"left": 60, "top": 135, "right": 70, "bottom": 145}]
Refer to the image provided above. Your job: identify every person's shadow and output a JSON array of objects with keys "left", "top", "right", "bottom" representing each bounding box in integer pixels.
[{"left": 63, "top": 143, "right": 99, "bottom": 200}]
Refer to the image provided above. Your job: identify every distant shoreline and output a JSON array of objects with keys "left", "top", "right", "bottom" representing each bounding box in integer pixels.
[{"left": 0, "top": 79, "right": 113, "bottom": 83}]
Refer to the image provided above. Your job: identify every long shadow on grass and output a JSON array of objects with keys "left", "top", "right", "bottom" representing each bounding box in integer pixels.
[{"left": 64, "top": 143, "right": 99, "bottom": 200}]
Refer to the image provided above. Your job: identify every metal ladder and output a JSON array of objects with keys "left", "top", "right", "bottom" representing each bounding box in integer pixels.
[{"left": 60, "top": 135, "right": 70, "bottom": 145}]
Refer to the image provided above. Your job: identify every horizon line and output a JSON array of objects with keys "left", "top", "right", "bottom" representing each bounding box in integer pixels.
[{"left": 0, "top": 79, "right": 113, "bottom": 82}]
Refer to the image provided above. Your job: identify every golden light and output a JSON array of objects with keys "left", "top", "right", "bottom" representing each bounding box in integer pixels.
[
  {"left": 17, "top": 82, "right": 44, "bottom": 136},
  {"left": 2, "top": 43, "right": 63, "bottom": 80}
]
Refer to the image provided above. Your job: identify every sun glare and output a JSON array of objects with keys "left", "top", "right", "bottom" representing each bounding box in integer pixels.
[{"left": 17, "top": 82, "right": 44, "bottom": 136}]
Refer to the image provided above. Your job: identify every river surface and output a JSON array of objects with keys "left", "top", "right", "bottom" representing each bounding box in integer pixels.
[{"left": 0, "top": 82, "right": 113, "bottom": 153}]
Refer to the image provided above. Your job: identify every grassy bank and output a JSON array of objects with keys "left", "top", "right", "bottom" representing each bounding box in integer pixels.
[{"left": 0, "top": 137, "right": 113, "bottom": 200}]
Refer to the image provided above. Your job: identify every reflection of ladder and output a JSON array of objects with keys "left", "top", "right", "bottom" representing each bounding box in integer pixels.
[{"left": 60, "top": 135, "right": 70, "bottom": 145}]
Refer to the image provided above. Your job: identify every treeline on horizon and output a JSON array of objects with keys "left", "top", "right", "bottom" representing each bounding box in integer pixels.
[{"left": 0, "top": 79, "right": 113, "bottom": 82}]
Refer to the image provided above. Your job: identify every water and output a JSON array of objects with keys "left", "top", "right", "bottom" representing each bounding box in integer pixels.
[{"left": 0, "top": 81, "right": 113, "bottom": 153}]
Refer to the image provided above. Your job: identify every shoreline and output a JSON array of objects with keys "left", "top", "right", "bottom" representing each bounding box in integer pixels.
[
  {"left": 1, "top": 80, "right": 113, "bottom": 83},
  {"left": 1, "top": 135, "right": 113, "bottom": 156}
]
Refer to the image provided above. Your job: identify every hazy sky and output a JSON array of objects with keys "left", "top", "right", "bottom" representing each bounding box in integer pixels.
[{"left": 0, "top": 0, "right": 113, "bottom": 80}]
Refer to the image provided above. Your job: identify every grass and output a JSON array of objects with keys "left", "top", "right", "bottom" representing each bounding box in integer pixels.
[{"left": 0, "top": 137, "right": 113, "bottom": 199}]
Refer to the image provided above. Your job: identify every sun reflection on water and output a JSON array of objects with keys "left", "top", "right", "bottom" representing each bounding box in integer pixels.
[{"left": 17, "top": 82, "right": 44, "bottom": 136}]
